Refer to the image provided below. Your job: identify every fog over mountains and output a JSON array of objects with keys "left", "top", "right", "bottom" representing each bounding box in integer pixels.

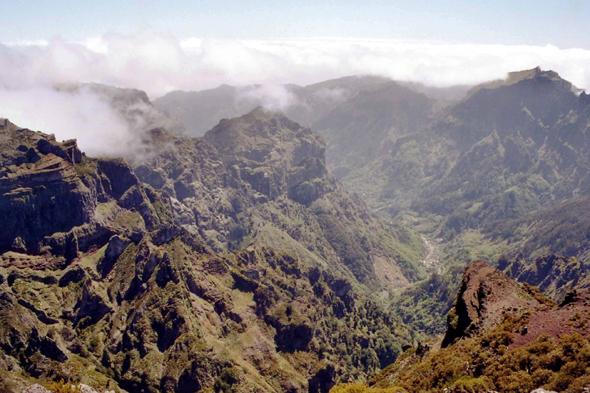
[
  {"left": 3, "top": 30, "right": 590, "bottom": 393},
  {"left": 1, "top": 34, "right": 589, "bottom": 161}
]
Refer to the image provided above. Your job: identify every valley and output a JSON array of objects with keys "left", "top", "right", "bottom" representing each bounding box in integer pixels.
[{"left": 2, "top": 66, "right": 590, "bottom": 393}]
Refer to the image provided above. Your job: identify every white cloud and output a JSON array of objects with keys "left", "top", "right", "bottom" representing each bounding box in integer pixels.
[
  {"left": 236, "top": 84, "right": 297, "bottom": 111},
  {"left": 0, "top": 86, "right": 153, "bottom": 161},
  {"left": 2, "top": 34, "right": 589, "bottom": 97},
  {"left": 1, "top": 33, "right": 589, "bottom": 158}
]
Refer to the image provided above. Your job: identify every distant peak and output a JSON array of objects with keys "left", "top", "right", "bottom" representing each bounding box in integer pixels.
[
  {"left": 205, "top": 106, "right": 303, "bottom": 143},
  {"left": 241, "top": 106, "right": 287, "bottom": 121},
  {"left": 504, "top": 66, "right": 561, "bottom": 84},
  {"left": 465, "top": 66, "right": 578, "bottom": 99}
]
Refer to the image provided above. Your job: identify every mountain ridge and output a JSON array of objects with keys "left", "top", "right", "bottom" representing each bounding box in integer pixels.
[{"left": 0, "top": 103, "right": 427, "bottom": 392}]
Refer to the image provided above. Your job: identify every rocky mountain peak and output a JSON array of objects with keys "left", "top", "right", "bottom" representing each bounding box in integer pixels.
[
  {"left": 465, "top": 67, "right": 579, "bottom": 100},
  {"left": 203, "top": 106, "right": 324, "bottom": 164},
  {"left": 200, "top": 107, "right": 327, "bottom": 205},
  {"left": 442, "top": 260, "right": 546, "bottom": 347}
]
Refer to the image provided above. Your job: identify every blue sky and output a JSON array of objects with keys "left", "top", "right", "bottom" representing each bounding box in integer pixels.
[
  {"left": 3, "top": 0, "right": 589, "bottom": 48},
  {"left": 1, "top": 0, "right": 589, "bottom": 158}
]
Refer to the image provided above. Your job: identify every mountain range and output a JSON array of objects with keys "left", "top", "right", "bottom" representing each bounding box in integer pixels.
[
  {"left": 2, "top": 66, "right": 590, "bottom": 393},
  {"left": 0, "top": 101, "right": 424, "bottom": 392}
]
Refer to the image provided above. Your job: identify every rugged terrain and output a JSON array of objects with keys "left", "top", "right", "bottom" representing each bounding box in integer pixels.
[
  {"left": 315, "top": 68, "right": 590, "bottom": 337},
  {"left": 0, "top": 105, "right": 425, "bottom": 393},
  {"left": 152, "top": 76, "right": 466, "bottom": 138},
  {"left": 338, "top": 261, "right": 590, "bottom": 393},
  {"left": 3, "top": 67, "right": 590, "bottom": 392}
]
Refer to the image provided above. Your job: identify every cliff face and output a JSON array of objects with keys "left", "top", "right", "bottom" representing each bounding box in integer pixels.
[
  {"left": 500, "top": 253, "right": 590, "bottom": 304},
  {"left": 0, "top": 119, "right": 159, "bottom": 261},
  {"left": 203, "top": 107, "right": 327, "bottom": 206},
  {"left": 0, "top": 111, "right": 420, "bottom": 393},
  {"left": 135, "top": 108, "right": 425, "bottom": 287},
  {"left": 364, "top": 261, "right": 590, "bottom": 393},
  {"left": 442, "top": 260, "right": 545, "bottom": 347},
  {"left": 0, "top": 121, "right": 89, "bottom": 257}
]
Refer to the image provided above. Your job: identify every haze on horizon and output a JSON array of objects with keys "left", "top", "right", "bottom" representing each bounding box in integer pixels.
[{"left": 1, "top": 0, "right": 589, "bottom": 157}]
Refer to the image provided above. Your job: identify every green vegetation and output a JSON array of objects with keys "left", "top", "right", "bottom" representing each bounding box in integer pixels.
[
  {"left": 391, "top": 272, "right": 456, "bottom": 335},
  {"left": 73, "top": 156, "right": 97, "bottom": 177},
  {"left": 368, "top": 314, "right": 590, "bottom": 393},
  {"left": 48, "top": 380, "right": 81, "bottom": 393},
  {"left": 484, "top": 195, "right": 590, "bottom": 263},
  {"left": 378, "top": 224, "right": 427, "bottom": 282},
  {"left": 330, "top": 384, "right": 408, "bottom": 393}
]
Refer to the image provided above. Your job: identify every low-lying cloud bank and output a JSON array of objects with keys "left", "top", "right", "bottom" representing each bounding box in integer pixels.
[
  {"left": 1, "top": 33, "right": 589, "bottom": 158},
  {"left": 0, "top": 86, "right": 160, "bottom": 161},
  {"left": 3, "top": 34, "right": 590, "bottom": 96}
]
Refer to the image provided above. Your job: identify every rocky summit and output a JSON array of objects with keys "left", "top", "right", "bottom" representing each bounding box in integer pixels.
[
  {"left": 349, "top": 261, "right": 590, "bottom": 393},
  {"left": 4, "top": 67, "right": 590, "bottom": 393},
  {"left": 0, "top": 108, "right": 424, "bottom": 393}
]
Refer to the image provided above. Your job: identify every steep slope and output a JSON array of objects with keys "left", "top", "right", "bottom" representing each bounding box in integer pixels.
[
  {"left": 135, "top": 107, "right": 426, "bottom": 287},
  {"left": 151, "top": 84, "right": 256, "bottom": 137},
  {"left": 0, "top": 113, "right": 423, "bottom": 393},
  {"left": 485, "top": 194, "right": 590, "bottom": 264},
  {"left": 312, "top": 81, "right": 436, "bottom": 180},
  {"left": 414, "top": 68, "right": 590, "bottom": 231},
  {"left": 332, "top": 69, "right": 590, "bottom": 337},
  {"left": 498, "top": 253, "right": 590, "bottom": 304},
  {"left": 152, "top": 76, "right": 392, "bottom": 137},
  {"left": 341, "top": 261, "right": 590, "bottom": 393},
  {"left": 441, "top": 260, "right": 546, "bottom": 347},
  {"left": 306, "top": 68, "right": 590, "bottom": 234}
]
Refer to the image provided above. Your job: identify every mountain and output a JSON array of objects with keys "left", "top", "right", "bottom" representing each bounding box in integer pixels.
[
  {"left": 0, "top": 104, "right": 427, "bottom": 392},
  {"left": 312, "top": 81, "right": 438, "bottom": 180},
  {"left": 337, "top": 261, "right": 590, "bottom": 393},
  {"left": 153, "top": 76, "right": 393, "bottom": 137},
  {"left": 151, "top": 84, "right": 256, "bottom": 137},
  {"left": 137, "top": 107, "right": 427, "bottom": 286},
  {"left": 304, "top": 68, "right": 590, "bottom": 339},
  {"left": 416, "top": 68, "right": 590, "bottom": 234},
  {"left": 58, "top": 83, "right": 187, "bottom": 138},
  {"left": 5, "top": 67, "right": 590, "bottom": 392},
  {"left": 326, "top": 68, "right": 590, "bottom": 228},
  {"left": 154, "top": 67, "right": 590, "bottom": 243},
  {"left": 153, "top": 75, "right": 472, "bottom": 139}
]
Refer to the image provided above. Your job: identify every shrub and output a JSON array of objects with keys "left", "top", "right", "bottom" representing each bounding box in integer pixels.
[{"left": 48, "top": 380, "right": 80, "bottom": 393}]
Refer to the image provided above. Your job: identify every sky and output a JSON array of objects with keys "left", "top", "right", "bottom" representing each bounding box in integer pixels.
[
  {"left": 3, "top": 0, "right": 590, "bottom": 48},
  {"left": 1, "top": 0, "right": 589, "bottom": 158}
]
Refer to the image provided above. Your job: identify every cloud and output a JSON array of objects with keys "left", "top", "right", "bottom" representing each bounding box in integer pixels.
[
  {"left": 0, "top": 86, "right": 154, "bottom": 162},
  {"left": 1, "top": 33, "right": 590, "bottom": 158},
  {"left": 2, "top": 34, "right": 590, "bottom": 97},
  {"left": 236, "top": 84, "right": 297, "bottom": 111}
]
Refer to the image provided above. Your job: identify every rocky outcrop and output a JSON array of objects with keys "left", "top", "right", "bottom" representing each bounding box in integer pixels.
[
  {"left": 0, "top": 115, "right": 416, "bottom": 392},
  {"left": 501, "top": 253, "right": 590, "bottom": 303},
  {"left": 203, "top": 107, "right": 328, "bottom": 205},
  {"left": 0, "top": 120, "right": 161, "bottom": 263},
  {"left": 135, "top": 108, "right": 423, "bottom": 287},
  {"left": 442, "top": 260, "right": 545, "bottom": 347},
  {"left": 0, "top": 122, "right": 89, "bottom": 256}
]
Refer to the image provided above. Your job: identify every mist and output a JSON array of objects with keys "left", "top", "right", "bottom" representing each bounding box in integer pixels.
[
  {"left": 3, "top": 34, "right": 590, "bottom": 97},
  {"left": 236, "top": 85, "right": 297, "bottom": 111},
  {"left": 1, "top": 33, "right": 589, "bottom": 159},
  {"left": 0, "top": 86, "right": 154, "bottom": 161}
]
